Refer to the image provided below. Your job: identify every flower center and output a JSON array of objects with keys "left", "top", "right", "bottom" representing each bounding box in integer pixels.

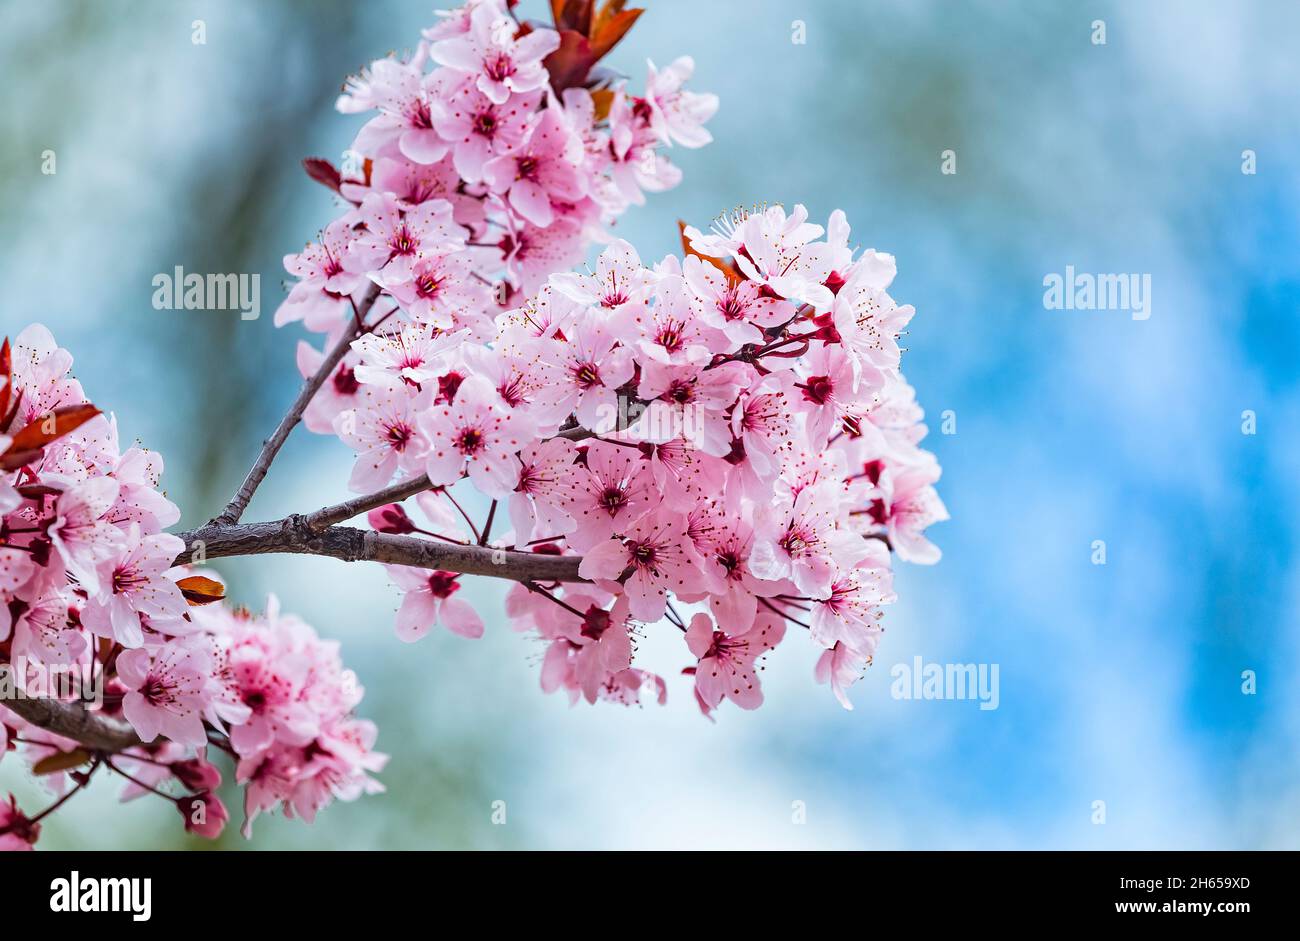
[
  {"left": 473, "top": 110, "right": 497, "bottom": 138},
  {"left": 427, "top": 571, "right": 460, "bottom": 598},
  {"left": 484, "top": 52, "right": 516, "bottom": 82},
  {"left": 800, "top": 375, "right": 834, "bottom": 405},
  {"left": 333, "top": 365, "right": 360, "bottom": 396},
  {"left": 572, "top": 361, "right": 601, "bottom": 390},
  {"left": 457, "top": 427, "right": 485, "bottom": 455},
  {"left": 598, "top": 486, "right": 627, "bottom": 515},
  {"left": 387, "top": 423, "right": 414, "bottom": 451}
]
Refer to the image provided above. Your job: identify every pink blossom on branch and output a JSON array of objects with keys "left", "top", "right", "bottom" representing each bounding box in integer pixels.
[{"left": 0, "top": 0, "right": 947, "bottom": 850}]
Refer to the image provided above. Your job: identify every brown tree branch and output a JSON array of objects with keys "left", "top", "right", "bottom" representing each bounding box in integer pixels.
[
  {"left": 304, "top": 473, "right": 434, "bottom": 532},
  {"left": 176, "top": 518, "right": 585, "bottom": 582},
  {"left": 1, "top": 698, "right": 140, "bottom": 752},
  {"left": 215, "top": 282, "right": 383, "bottom": 525}
]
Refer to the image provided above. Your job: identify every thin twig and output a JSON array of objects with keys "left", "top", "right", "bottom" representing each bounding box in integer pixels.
[
  {"left": 28, "top": 757, "right": 101, "bottom": 824},
  {"left": 305, "top": 473, "right": 433, "bottom": 531},
  {"left": 216, "top": 282, "right": 383, "bottom": 525}
]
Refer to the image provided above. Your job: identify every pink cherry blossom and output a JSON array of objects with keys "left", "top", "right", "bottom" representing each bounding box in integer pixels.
[
  {"left": 531, "top": 317, "right": 634, "bottom": 434},
  {"left": 276, "top": 217, "right": 368, "bottom": 330},
  {"left": 335, "top": 385, "right": 430, "bottom": 492},
  {"left": 750, "top": 480, "right": 874, "bottom": 599},
  {"left": 418, "top": 374, "right": 533, "bottom": 498},
  {"left": 81, "top": 525, "right": 188, "bottom": 648},
  {"left": 348, "top": 193, "right": 466, "bottom": 284},
  {"left": 685, "top": 610, "right": 785, "bottom": 712},
  {"left": 118, "top": 643, "right": 211, "bottom": 748},
  {"left": 559, "top": 439, "right": 654, "bottom": 552},
  {"left": 45, "top": 476, "right": 122, "bottom": 595},
  {"left": 350, "top": 57, "right": 449, "bottom": 164},
  {"left": 509, "top": 437, "right": 578, "bottom": 543},
  {"left": 384, "top": 566, "right": 484, "bottom": 641},
  {"left": 808, "top": 539, "right": 896, "bottom": 653},
  {"left": 578, "top": 507, "right": 707, "bottom": 622},
  {"left": 643, "top": 56, "right": 719, "bottom": 148},
  {"left": 550, "top": 239, "right": 657, "bottom": 312},
  {"left": 730, "top": 204, "right": 836, "bottom": 310},
  {"left": 482, "top": 107, "right": 585, "bottom": 227},
  {"left": 429, "top": 72, "right": 539, "bottom": 182},
  {"left": 430, "top": 2, "right": 559, "bottom": 105},
  {"left": 815, "top": 640, "right": 871, "bottom": 710}
]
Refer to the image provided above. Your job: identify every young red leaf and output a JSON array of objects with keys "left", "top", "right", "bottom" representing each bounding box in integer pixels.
[
  {"left": 545, "top": 0, "right": 643, "bottom": 91},
  {"left": 678, "top": 220, "right": 743, "bottom": 284},
  {"left": 176, "top": 575, "right": 227, "bottom": 606},
  {"left": 6, "top": 404, "right": 102, "bottom": 454},
  {"left": 303, "top": 157, "right": 342, "bottom": 194},
  {"left": 588, "top": 1, "right": 642, "bottom": 60},
  {"left": 552, "top": 0, "right": 594, "bottom": 34}
]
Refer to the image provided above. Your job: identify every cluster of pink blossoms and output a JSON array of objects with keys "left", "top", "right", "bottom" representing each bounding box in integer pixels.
[
  {"left": 270, "top": 0, "right": 945, "bottom": 718},
  {"left": 279, "top": 0, "right": 715, "bottom": 344},
  {"left": 329, "top": 206, "right": 946, "bottom": 715},
  {"left": 3, "top": 0, "right": 948, "bottom": 852},
  {"left": 0, "top": 326, "right": 384, "bottom": 849}
]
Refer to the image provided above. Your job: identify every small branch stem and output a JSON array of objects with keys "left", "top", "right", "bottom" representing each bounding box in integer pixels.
[
  {"left": 216, "top": 282, "right": 382, "bottom": 525},
  {"left": 305, "top": 473, "right": 433, "bottom": 532}
]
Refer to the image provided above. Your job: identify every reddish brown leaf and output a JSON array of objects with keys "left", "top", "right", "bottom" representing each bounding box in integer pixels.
[
  {"left": 6, "top": 404, "right": 101, "bottom": 455},
  {"left": 678, "top": 220, "right": 744, "bottom": 284},
  {"left": 176, "top": 575, "right": 226, "bottom": 606},
  {"left": 303, "top": 157, "right": 342, "bottom": 194},
  {"left": 0, "top": 448, "right": 44, "bottom": 473},
  {"left": 545, "top": 0, "right": 643, "bottom": 91},
  {"left": 552, "top": 0, "right": 594, "bottom": 33},
  {"left": 590, "top": 88, "right": 614, "bottom": 122},
  {"left": 544, "top": 31, "right": 597, "bottom": 92},
  {"left": 34, "top": 749, "right": 91, "bottom": 775},
  {"left": 589, "top": 3, "right": 642, "bottom": 60}
]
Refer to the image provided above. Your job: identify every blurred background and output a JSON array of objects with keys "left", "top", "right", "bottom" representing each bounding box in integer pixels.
[{"left": 2, "top": 0, "right": 1297, "bottom": 849}]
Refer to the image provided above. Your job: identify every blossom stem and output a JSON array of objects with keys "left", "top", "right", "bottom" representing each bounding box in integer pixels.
[
  {"left": 106, "top": 759, "right": 176, "bottom": 801},
  {"left": 28, "top": 758, "right": 101, "bottom": 824},
  {"left": 438, "top": 487, "right": 481, "bottom": 542},
  {"left": 760, "top": 597, "right": 811, "bottom": 629},
  {"left": 522, "top": 580, "right": 587, "bottom": 619}
]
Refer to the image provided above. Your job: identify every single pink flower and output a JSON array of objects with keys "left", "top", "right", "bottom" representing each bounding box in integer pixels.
[
  {"left": 684, "top": 610, "right": 785, "bottom": 711},
  {"left": 384, "top": 566, "right": 484, "bottom": 642},
  {"left": 559, "top": 440, "right": 654, "bottom": 552},
  {"left": 418, "top": 374, "right": 533, "bottom": 498},
  {"left": 45, "top": 476, "right": 122, "bottom": 595},
  {"left": 509, "top": 437, "right": 578, "bottom": 544},
  {"left": 643, "top": 56, "right": 718, "bottom": 148},
  {"left": 815, "top": 640, "right": 871, "bottom": 710},
  {"left": 430, "top": 3, "right": 559, "bottom": 105},
  {"left": 81, "top": 525, "right": 188, "bottom": 648},
  {"left": 578, "top": 508, "right": 706, "bottom": 622},
  {"left": 118, "top": 643, "right": 211, "bottom": 748}
]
